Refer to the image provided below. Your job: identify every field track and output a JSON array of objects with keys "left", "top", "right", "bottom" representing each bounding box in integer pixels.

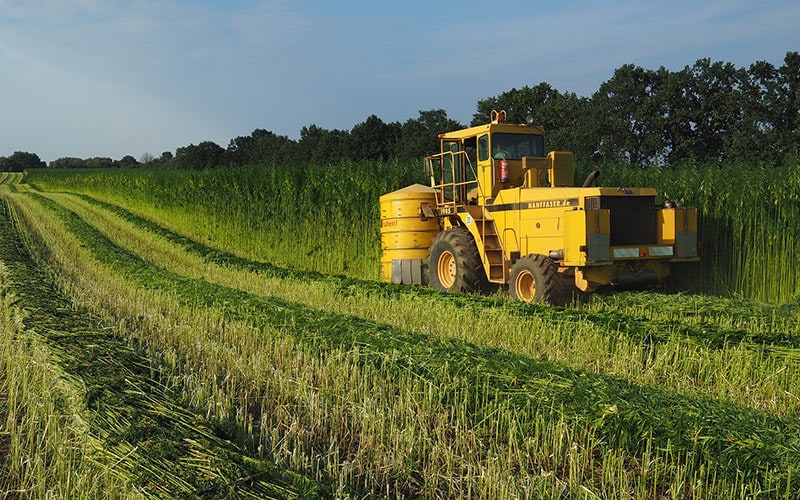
[{"left": 2, "top": 176, "right": 800, "bottom": 498}]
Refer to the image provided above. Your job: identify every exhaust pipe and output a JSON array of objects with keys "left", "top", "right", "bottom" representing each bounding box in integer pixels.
[{"left": 582, "top": 170, "right": 600, "bottom": 187}]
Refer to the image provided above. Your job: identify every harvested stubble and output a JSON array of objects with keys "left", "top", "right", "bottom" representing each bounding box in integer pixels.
[{"left": 0, "top": 197, "right": 324, "bottom": 498}]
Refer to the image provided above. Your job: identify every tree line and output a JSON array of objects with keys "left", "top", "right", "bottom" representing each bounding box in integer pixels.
[
  {"left": 3, "top": 52, "right": 798, "bottom": 171},
  {"left": 0, "top": 152, "right": 144, "bottom": 171},
  {"left": 476, "top": 52, "right": 799, "bottom": 166}
]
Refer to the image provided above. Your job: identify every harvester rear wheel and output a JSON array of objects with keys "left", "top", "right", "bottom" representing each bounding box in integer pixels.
[
  {"left": 428, "top": 227, "right": 487, "bottom": 294},
  {"left": 509, "top": 254, "right": 563, "bottom": 304}
]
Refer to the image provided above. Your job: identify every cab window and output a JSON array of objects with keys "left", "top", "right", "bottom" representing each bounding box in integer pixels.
[
  {"left": 462, "top": 136, "right": 477, "bottom": 180},
  {"left": 478, "top": 134, "right": 489, "bottom": 161},
  {"left": 441, "top": 141, "right": 458, "bottom": 200},
  {"left": 491, "top": 133, "right": 544, "bottom": 159}
]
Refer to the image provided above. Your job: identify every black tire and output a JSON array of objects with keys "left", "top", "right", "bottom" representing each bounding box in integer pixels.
[
  {"left": 509, "top": 254, "right": 563, "bottom": 304},
  {"left": 428, "top": 227, "right": 488, "bottom": 293}
]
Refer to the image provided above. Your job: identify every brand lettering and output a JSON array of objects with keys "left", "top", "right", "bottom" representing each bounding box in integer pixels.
[{"left": 525, "top": 198, "right": 579, "bottom": 209}]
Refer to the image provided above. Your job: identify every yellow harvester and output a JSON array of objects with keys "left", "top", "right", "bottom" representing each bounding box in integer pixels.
[{"left": 380, "top": 111, "right": 699, "bottom": 303}]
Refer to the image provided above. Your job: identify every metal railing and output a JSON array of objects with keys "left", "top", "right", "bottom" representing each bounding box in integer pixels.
[{"left": 424, "top": 151, "right": 483, "bottom": 211}]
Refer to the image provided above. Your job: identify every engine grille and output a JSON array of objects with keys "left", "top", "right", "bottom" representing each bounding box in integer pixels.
[{"left": 585, "top": 195, "right": 656, "bottom": 246}]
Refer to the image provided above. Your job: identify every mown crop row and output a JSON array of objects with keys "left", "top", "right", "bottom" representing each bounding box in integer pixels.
[
  {"left": 0, "top": 261, "right": 130, "bottom": 498},
  {"left": 3, "top": 181, "right": 799, "bottom": 497},
  {"left": 0, "top": 172, "right": 22, "bottom": 185},
  {"left": 0, "top": 195, "right": 324, "bottom": 497},
  {"left": 24, "top": 159, "right": 800, "bottom": 302}
]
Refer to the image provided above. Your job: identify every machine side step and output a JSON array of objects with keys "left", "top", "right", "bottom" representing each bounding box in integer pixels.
[{"left": 475, "top": 218, "right": 505, "bottom": 282}]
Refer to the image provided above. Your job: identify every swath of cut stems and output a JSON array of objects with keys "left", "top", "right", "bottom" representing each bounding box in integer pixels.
[{"left": 0, "top": 199, "right": 324, "bottom": 498}]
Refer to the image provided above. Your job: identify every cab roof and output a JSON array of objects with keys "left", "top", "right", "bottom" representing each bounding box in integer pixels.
[{"left": 438, "top": 122, "right": 546, "bottom": 140}]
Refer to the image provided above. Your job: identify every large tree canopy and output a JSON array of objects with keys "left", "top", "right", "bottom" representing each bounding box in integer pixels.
[{"left": 0, "top": 151, "right": 46, "bottom": 171}]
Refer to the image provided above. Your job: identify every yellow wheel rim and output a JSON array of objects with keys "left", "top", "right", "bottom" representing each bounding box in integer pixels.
[
  {"left": 438, "top": 250, "right": 456, "bottom": 288},
  {"left": 514, "top": 269, "right": 536, "bottom": 302}
]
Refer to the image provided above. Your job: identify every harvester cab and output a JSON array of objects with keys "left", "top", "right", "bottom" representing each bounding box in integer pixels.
[{"left": 380, "top": 110, "right": 699, "bottom": 303}]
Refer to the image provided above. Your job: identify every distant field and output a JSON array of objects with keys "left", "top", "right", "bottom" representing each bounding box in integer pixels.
[{"left": 2, "top": 162, "right": 799, "bottom": 497}]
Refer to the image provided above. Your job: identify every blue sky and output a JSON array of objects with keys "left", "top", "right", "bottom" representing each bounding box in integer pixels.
[{"left": 1, "top": 0, "right": 798, "bottom": 162}]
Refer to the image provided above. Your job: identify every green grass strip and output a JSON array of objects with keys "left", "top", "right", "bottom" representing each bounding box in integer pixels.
[
  {"left": 28, "top": 191, "right": 800, "bottom": 494},
  {"left": 0, "top": 199, "right": 325, "bottom": 499},
  {"left": 75, "top": 192, "right": 800, "bottom": 353}
]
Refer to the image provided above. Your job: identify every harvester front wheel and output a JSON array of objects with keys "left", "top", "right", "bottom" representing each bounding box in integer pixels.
[
  {"left": 428, "top": 227, "right": 487, "bottom": 294},
  {"left": 509, "top": 254, "right": 562, "bottom": 304}
]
